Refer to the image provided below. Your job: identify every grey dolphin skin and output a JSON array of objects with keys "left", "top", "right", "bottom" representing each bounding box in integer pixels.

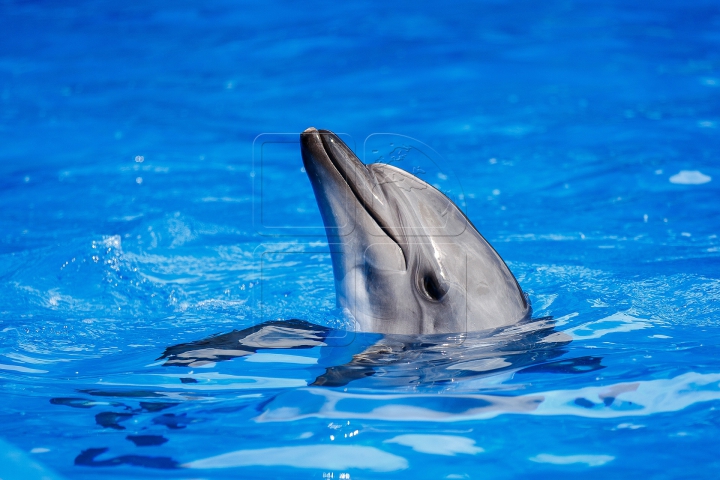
[{"left": 300, "top": 127, "right": 530, "bottom": 335}]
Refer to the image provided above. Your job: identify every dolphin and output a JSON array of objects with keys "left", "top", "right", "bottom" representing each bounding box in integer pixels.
[
  {"left": 154, "top": 318, "right": 577, "bottom": 388},
  {"left": 300, "top": 127, "right": 530, "bottom": 335}
]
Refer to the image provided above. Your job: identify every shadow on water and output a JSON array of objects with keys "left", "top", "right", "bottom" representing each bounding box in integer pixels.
[
  {"left": 158, "top": 319, "right": 330, "bottom": 367},
  {"left": 53, "top": 318, "right": 605, "bottom": 470},
  {"left": 75, "top": 448, "right": 179, "bottom": 469},
  {"left": 158, "top": 317, "right": 603, "bottom": 387},
  {"left": 49, "top": 397, "right": 183, "bottom": 469},
  {"left": 311, "top": 318, "right": 601, "bottom": 387}
]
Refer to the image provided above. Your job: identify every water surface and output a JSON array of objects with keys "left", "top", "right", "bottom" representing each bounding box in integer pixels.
[{"left": 1, "top": 0, "right": 719, "bottom": 478}]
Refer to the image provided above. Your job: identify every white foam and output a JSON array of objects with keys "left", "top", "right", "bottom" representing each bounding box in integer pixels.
[
  {"left": 0, "top": 363, "right": 48, "bottom": 374},
  {"left": 669, "top": 170, "right": 711, "bottom": 185},
  {"left": 184, "top": 445, "right": 408, "bottom": 471},
  {"left": 529, "top": 453, "right": 614, "bottom": 467},
  {"left": 385, "top": 435, "right": 483, "bottom": 456},
  {"left": 534, "top": 293, "right": 558, "bottom": 312},
  {"left": 533, "top": 371, "right": 720, "bottom": 418},
  {"left": 101, "top": 372, "right": 306, "bottom": 390},
  {"left": 615, "top": 423, "right": 644, "bottom": 430},
  {"left": 447, "top": 357, "right": 511, "bottom": 372},
  {"left": 3, "top": 353, "right": 70, "bottom": 365},
  {"left": 256, "top": 371, "right": 720, "bottom": 423},
  {"left": 564, "top": 312, "right": 651, "bottom": 340},
  {"left": 244, "top": 353, "right": 317, "bottom": 364}
]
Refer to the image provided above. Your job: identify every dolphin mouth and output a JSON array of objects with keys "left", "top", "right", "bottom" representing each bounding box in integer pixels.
[
  {"left": 300, "top": 127, "right": 373, "bottom": 204},
  {"left": 300, "top": 127, "right": 406, "bottom": 254}
]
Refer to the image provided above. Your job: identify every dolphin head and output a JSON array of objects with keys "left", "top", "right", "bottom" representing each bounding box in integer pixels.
[{"left": 301, "top": 127, "right": 530, "bottom": 335}]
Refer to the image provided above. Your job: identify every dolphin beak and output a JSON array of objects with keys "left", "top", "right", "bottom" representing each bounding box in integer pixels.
[
  {"left": 300, "top": 127, "right": 348, "bottom": 182},
  {"left": 300, "top": 127, "right": 407, "bottom": 258},
  {"left": 300, "top": 127, "right": 374, "bottom": 198},
  {"left": 300, "top": 127, "right": 364, "bottom": 240}
]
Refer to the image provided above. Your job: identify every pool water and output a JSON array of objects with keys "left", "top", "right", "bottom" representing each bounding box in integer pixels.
[{"left": 1, "top": 0, "right": 719, "bottom": 478}]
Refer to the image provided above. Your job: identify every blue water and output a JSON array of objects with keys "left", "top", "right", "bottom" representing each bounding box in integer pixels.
[{"left": 1, "top": 0, "right": 720, "bottom": 478}]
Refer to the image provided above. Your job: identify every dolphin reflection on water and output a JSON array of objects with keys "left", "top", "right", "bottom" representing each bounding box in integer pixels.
[{"left": 158, "top": 318, "right": 592, "bottom": 388}]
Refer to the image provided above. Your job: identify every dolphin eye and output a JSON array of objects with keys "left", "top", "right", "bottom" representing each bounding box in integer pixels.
[{"left": 421, "top": 272, "right": 447, "bottom": 301}]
